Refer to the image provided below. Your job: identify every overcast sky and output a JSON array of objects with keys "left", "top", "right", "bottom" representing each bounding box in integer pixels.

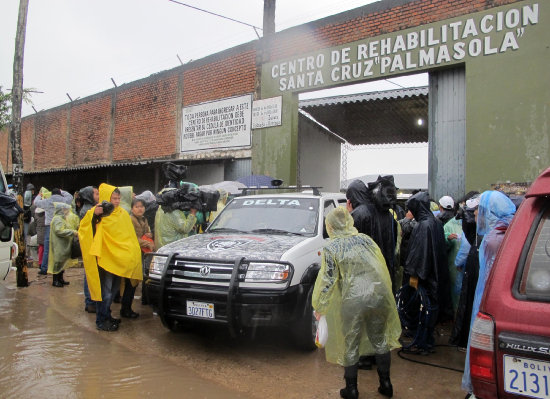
[{"left": 0, "top": 0, "right": 428, "bottom": 176}]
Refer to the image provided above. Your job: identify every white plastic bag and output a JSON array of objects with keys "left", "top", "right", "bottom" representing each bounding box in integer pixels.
[{"left": 315, "top": 315, "right": 328, "bottom": 348}]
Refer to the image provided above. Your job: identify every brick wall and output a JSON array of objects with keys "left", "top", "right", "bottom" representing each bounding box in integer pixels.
[
  {"left": 1, "top": 0, "right": 522, "bottom": 174},
  {"left": 69, "top": 95, "right": 112, "bottom": 165},
  {"left": 269, "top": 0, "right": 520, "bottom": 60},
  {"left": 33, "top": 109, "right": 68, "bottom": 170},
  {"left": 183, "top": 50, "right": 256, "bottom": 106},
  {"left": 114, "top": 73, "right": 179, "bottom": 161}
]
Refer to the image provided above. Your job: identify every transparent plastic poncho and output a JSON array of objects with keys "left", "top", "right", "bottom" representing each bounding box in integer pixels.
[
  {"left": 47, "top": 202, "right": 79, "bottom": 274},
  {"left": 462, "top": 190, "right": 516, "bottom": 393},
  {"left": 312, "top": 207, "right": 402, "bottom": 367},
  {"left": 154, "top": 206, "right": 197, "bottom": 249}
]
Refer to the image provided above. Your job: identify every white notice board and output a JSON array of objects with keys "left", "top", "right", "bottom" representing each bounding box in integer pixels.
[
  {"left": 252, "top": 96, "right": 282, "bottom": 129},
  {"left": 181, "top": 94, "right": 252, "bottom": 152}
]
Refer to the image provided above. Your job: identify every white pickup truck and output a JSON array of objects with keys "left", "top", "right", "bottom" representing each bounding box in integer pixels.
[
  {"left": 0, "top": 164, "right": 17, "bottom": 280},
  {"left": 144, "top": 189, "right": 346, "bottom": 350}
]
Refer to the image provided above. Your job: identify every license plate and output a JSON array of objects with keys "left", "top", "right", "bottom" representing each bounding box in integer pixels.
[
  {"left": 504, "top": 355, "right": 550, "bottom": 399},
  {"left": 186, "top": 300, "right": 215, "bottom": 319}
]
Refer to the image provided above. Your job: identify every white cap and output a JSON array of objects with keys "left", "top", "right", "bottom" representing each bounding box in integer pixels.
[
  {"left": 439, "top": 195, "right": 454, "bottom": 210},
  {"left": 466, "top": 196, "right": 481, "bottom": 209}
]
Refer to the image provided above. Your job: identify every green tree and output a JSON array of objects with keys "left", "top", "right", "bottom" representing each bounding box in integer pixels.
[{"left": 0, "top": 86, "right": 12, "bottom": 131}]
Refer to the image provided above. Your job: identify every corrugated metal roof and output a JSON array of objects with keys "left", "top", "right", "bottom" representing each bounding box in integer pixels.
[
  {"left": 6, "top": 159, "right": 170, "bottom": 175},
  {"left": 299, "top": 87, "right": 429, "bottom": 145}
]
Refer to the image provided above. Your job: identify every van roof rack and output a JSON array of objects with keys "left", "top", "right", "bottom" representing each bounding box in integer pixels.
[{"left": 239, "top": 186, "right": 323, "bottom": 196}]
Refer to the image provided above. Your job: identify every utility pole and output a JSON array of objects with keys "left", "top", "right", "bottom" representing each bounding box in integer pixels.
[
  {"left": 10, "top": 0, "right": 30, "bottom": 287},
  {"left": 254, "top": 0, "right": 276, "bottom": 100}
]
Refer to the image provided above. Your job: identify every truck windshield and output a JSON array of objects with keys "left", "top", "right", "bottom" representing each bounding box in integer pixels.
[{"left": 208, "top": 197, "right": 319, "bottom": 236}]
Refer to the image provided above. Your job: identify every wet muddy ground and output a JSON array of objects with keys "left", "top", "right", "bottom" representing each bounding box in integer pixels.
[{"left": 1, "top": 267, "right": 467, "bottom": 398}]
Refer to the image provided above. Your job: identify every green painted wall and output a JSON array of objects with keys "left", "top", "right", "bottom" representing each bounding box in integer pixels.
[
  {"left": 465, "top": 2, "right": 550, "bottom": 190},
  {"left": 252, "top": 91, "right": 299, "bottom": 184},
  {"left": 257, "top": 1, "right": 549, "bottom": 189}
]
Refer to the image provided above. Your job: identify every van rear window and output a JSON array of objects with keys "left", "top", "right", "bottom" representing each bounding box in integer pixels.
[{"left": 519, "top": 206, "right": 550, "bottom": 301}]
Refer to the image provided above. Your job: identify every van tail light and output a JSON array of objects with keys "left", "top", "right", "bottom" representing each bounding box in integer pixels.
[{"left": 470, "top": 312, "right": 496, "bottom": 383}]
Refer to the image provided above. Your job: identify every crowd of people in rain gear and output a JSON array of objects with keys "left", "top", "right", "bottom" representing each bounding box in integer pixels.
[
  {"left": 21, "top": 177, "right": 228, "bottom": 332},
  {"left": 16, "top": 171, "right": 524, "bottom": 398},
  {"left": 312, "top": 175, "right": 522, "bottom": 399}
]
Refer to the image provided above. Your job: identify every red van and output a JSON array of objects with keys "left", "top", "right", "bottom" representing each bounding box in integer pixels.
[{"left": 470, "top": 167, "right": 550, "bottom": 399}]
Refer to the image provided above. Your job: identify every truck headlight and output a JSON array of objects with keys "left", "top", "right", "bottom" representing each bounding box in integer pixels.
[
  {"left": 149, "top": 255, "right": 168, "bottom": 277},
  {"left": 244, "top": 263, "right": 291, "bottom": 283}
]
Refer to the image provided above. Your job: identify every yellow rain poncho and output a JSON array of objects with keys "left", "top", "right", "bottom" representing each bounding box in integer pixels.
[
  {"left": 78, "top": 183, "right": 142, "bottom": 302},
  {"left": 47, "top": 203, "right": 79, "bottom": 274},
  {"left": 39, "top": 187, "right": 52, "bottom": 199},
  {"left": 312, "top": 207, "right": 401, "bottom": 367},
  {"left": 207, "top": 188, "right": 228, "bottom": 223}
]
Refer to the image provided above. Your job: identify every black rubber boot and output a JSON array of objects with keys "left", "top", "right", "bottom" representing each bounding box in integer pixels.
[
  {"left": 357, "top": 355, "right": 375, "bottom": 370},
  {"left": 377, "top": 370, "right": 393, "bottom": 398},
  {"left": 59, "top": 271, "right": 70, "bottom": 285},
  {"left": 52, "top": 273, "right": 62, "bottom": 287},
  {"left": 340, "top": 377, "right": 359, "bottom": 399}
]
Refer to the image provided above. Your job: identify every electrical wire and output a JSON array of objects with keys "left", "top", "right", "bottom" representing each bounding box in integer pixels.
[
  {"left": 397, "top": 345, "right": 465, "bottom": 373},
  {"left": 167, "top": 0, "right": 262, "bottom": 31}
]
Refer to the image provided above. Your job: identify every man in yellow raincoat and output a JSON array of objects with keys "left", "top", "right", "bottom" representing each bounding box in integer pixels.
[
  {"left": 78, "top": 184, "right": 142, "bottom": 332},
  {"left": 313, "top": 207, "right": 401, "bottom": 399}
]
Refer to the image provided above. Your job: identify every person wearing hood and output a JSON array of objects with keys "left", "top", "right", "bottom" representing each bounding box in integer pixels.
[
  {"left": 33, "top": 205, "right": 46, "bottom": 268},
  {"left": 23, "top": 183, "right": 36, "bottom": 240},
  {"left": 346, "top": 179, "right": 398, "bottom": 285},
  {"left": 345, "top": 180, "right": 373, "bottom": 236},
  {"left": 48, "top": 203, "right": 79, "bottom": 287},
  {"left": 118, "top": 186, "right": 134, "bottom": 214},
  {"left": 78, "top": 186, "right": 99, "bottom": 313},
  {"left": 78, "top": 183, "right": 142, "bottom": 332},
  {"left": 135, "top": 190, "right": 158, "bottom": 235},
  {"left": 34, "top": 187, "right": 73, "bottom": 276},
  {"left": 404, "top": 191, "right": 453, "bottom": 353},
  {"left": 313, "top": 207, "right": 401, "bottom": 399},
  {"left": 450, "top": 194, "right": 481, "bottom": 349},
  {"left": 462, "top": 191, "right": 516, "bottom": 396},
  {"left": 154, "top": 187, "right": 198, "bottom": 249},
  {"left": 366, "top": 176, "right": 399, "bottom": 290}
]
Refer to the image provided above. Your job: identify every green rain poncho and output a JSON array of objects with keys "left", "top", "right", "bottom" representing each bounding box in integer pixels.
[
  {"left": 154, "top": 190, "right": 197, "bottom": 249},
  {"left": 312, "top": 207, "right": 402, "bottom": 367},
  {"left": 119, "top": 186, "right": 133, "bottom": 214},
  {"left": 47, "top": 203, "right": 79, "bottom": 274}
]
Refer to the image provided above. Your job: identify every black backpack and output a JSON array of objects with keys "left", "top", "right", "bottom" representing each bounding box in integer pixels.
[{"left": 0, "top": 192, "right": 24, "bottom": 230}]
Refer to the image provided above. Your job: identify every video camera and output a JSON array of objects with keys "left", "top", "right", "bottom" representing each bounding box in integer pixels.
[
  {"left": 158, "top": 162, "right": 220, "bottom": 213},
  {"left": 157, "top": 183, "right": 219, "bottom": 213}
]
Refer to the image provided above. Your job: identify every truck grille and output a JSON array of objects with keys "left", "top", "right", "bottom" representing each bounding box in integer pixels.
[{"left": 171, "top": 258, "right": 237, "bottom": 284}]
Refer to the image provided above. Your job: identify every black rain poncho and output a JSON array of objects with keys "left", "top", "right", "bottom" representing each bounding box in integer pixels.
[
  {"left": 404, "top": 191, "right": 453, "bottom": 322},
  {"left": 312, "top": 207, "right": 401, "bottom": 367},
  {"left": 78, "top": 186, "right": 97, "bottom": 220},
  {"left": 346, "top": 180, "right": 398, "bottom": 286}
]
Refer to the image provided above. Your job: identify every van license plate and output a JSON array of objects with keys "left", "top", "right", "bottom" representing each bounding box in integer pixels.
[
  {"left": 186, "top": 301, "right": 215, "bottom": 319},
  {"left": 504, "top": 355, "right": 550, "bottom": 398}
]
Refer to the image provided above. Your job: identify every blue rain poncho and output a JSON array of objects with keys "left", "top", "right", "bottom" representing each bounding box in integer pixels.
[
  {"left": 462, "top": 190, "right": 516, "bottom": 393},
  {"left": 444, "top": 217, "right": 464, "bottom": 312},
  {"left": 47, "top": 203, "right": 79, "bottom": 274},
  {"left": 312, "top": 207, "right": 401, "bottom": 367}
]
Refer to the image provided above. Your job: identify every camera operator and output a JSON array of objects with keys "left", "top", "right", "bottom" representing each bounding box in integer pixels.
[{"left": 154, "top": 187, "right": 198, "bottom": 249}]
